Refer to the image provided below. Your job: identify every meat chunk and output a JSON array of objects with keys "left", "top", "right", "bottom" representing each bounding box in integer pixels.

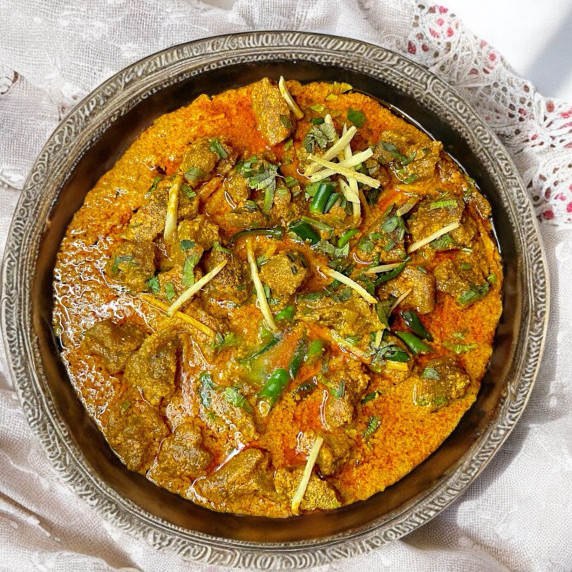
[
  {"left": 316, "top": 433, "right": 352, "bottom": 476},
  {"left": 82, "top": 319, "right": 146, "bottom": 374},
  {"left": 450, "top": 214, "right": 477, "bottom": 248},
  {"left": 202, "top": 248, "right": 250, "bottom": 305},
  {"left": 180, "top": 137, "right": 219, "bottom": 188},
  {"left": 297, "top": 295, "right": 385, "bottom": 346},
  {"left": 373, "top": 131, "right": 411, "bottom": 165},
  {"left": 223, "top": 169, "right": 251, "bottom": 205},
  {"left": 225, "top": 203, "right": 269, "bottom": 229},
  {"left": 205, "top": 386, "right": 259, "bottom": 445},
  {"left": 274, "top": 468, "right": 341, "bottom": 511},
  {"left": 123, "top": 180, "right": 169, "bottom": 242},
  {"left": 433, "top": 255, "right": 489, "bottom": 307},
  {"left": 105, "top": 391, "right": 169, "bottom": 473},
  {"left": 269, "top": 186, "right": 305, "bottom": 224},
  {"left": 193, "top": 448, "right": 275, "bottom": 504},
  {"left": 259, "top": 251, "right": 308, "bottom": 299},
  {"left": 357, "top": 208, "right": 407, "bottom": 263},
  {"left": 407, "top": 195, "right": 465, "bottom": 251},
  {"left": 314, "top": 203, "right": 355, "bottom": 231},
  {"left": 177, "top": 185, "right": 200, "bottom": 220},
  {"left": 148, "top": 423, "right": 212, "bottom": 488},
  {"left": 377, "top": 265, "right": 436, "bottom": 315},
  {"left": 177, "top": 214, "right": 220, "bottom": 250},
  {"left": 251, "top": 78, "right": 293, "bottom": 145},
  {"left": 124, "top": 328, "right": 179, "bottom": 406},
  {"left": 395, "top": 140, "right": 442, "bottom": 182},
  {"left": 108, "top": 240, "right": 156, "bottom": 293},
  {"left": 320, "top": 355, "right": 370, "bottom": 429},
  {"left": 155, "top": 263, "right": 203, "bottom": 304},
  {"left": 414, "top": 356, "right": 471, "bottom": 411}
]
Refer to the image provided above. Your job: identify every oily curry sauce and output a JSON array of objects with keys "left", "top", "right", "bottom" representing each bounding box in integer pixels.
[{"left": 53, "top": 78, "right": 502, "bottom": 516}]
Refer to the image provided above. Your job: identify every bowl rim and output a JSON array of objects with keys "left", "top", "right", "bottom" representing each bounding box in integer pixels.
[{"left": 1, "top": 31, "right": 549, "bottom": 569}]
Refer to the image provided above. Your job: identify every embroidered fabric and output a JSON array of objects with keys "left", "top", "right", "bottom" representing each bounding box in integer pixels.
[{"left": 404, "top": 3, "right": 572, "bottom": 223}]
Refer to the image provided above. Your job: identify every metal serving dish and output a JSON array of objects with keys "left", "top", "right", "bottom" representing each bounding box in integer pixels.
[{"left": 1, "top": 32, "right": 548, "bottom": 569}]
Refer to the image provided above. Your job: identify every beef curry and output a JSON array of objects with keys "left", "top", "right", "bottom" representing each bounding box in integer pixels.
[{"left": 53, "top": 78, "right": 502, "bottom": 517}]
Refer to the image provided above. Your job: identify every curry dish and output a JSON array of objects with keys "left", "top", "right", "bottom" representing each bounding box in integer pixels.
[{"left": 53, "top": 78, "right": 502, "bottom": 517}]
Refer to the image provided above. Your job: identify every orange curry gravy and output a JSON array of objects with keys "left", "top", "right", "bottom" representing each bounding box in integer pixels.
[{"left": 53, "top": 79, "right": 502, "bottom": 516}]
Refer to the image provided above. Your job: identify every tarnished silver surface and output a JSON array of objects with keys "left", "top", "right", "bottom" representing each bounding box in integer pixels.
[{"left": 1, "top": 32, "right": 548, "bottom": 569}]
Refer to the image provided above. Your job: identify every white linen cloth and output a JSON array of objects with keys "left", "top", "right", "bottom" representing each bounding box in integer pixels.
[{"left": 0, "top": 1, "right": 571, "bottom": 570}]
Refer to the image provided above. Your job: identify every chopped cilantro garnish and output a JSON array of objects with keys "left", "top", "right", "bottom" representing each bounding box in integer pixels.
[
  {"left": 146, "top": 275, "right": 160, "bottom": 295},
  {"left": 347, "top": 108, "right": 366, "bottom": 128},
  {"left": 181, "top": 185, "right": 196, "bottom": 199},
  {"left": 363, "top": 415, "right": 381, "bottom": 439},
  {"left": 209, "top": 137, "right": 227, "bottom": 159},
  {"left": 180, "top": 239, "right": 195, "bottom": 251},
  {"left": 164, "top": 282, "right": 176, "bottom": 301},
  {"left": 212, "top": 332, "right": 240, "bottom": 353},
  {"left": 458, "top": 283, "right": 489, "bottom": 306},
  {"left": 303, "top": 123, "right": 336, "bottom": 153},
  {"left": 145, "top": 176, "right": 161, "bottom": 197},
  {"left": 184, "top": 166, "right": 204, "bottom": 183},
  {"left": 421, "top": 366, "right": 440, "bottom": 380},
  {"left": 224, "top": 386, "right": 252, "bottom": 413}
]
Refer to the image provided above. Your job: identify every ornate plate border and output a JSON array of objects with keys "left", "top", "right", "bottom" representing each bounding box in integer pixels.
[{"left": 1, "top": 32, "right": 549, "bottom": 568}]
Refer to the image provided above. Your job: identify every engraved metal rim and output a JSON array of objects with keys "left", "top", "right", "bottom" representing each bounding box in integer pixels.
[{"left": 1, "top": 32, "right": 549, "bottom": 569}]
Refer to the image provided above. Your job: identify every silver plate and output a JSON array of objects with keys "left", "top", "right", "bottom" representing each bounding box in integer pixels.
[{"left": 1, "top": 32, "right": 549, "bottom": 569}]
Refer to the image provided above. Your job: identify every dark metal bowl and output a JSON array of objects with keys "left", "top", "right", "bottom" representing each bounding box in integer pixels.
[{"left": 1, "top": 32, "right": 549, "bottom": 569}]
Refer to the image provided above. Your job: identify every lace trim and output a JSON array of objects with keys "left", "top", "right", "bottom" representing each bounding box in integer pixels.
[{"left": 402, "top": 3, "right": 572, "bottom": 224}]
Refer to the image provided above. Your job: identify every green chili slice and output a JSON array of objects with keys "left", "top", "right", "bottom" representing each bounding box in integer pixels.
[
  {"left": 275, "top": 305, "right": 295, "bottom": 322},
  {"left": 400, "top": 309, "right": 433, "bottom": 341},
  {"left": 259, "top": 368, "right": 289, "bottom": 407},
  {"left": 394, "top": 331, "right": 433, "bottom": 355},
  {"left": 288, "top": 337, "right": 308, "bottom": 380},
  {"left": 337, "top": 228, "right": 359, "bottom": 248},
  {"left": 238, "top": 336, "right": 280, "bottom": 363},
  {"left": 228, "top": 226, "right": 284, "bottom": 245},
  {"left": 309, "top": 182, "right": 334, "bottom": 214},
  {"left": 288, "top": 220, "right": 321, "bottom": 244}
]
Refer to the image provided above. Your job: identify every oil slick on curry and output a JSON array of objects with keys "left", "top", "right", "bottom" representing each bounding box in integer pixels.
[{"left": 53, "top": 78, "right": 502, "bottom": 517}]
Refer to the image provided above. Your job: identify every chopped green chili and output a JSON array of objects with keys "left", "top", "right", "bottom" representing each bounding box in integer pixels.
[
  {"left": 228, "top": 226, "right": 285, "bottom": 245},
  {"left": 288, "top": 219, "right": 321, "bottom": 244},
  {"left": 400, "top": 309, "right": 433, "bottom": 341},
  {"left": 259, "top": 368, "right": 289, "bottom": 407},
  {"left": 394, "top": 331, "right": 433, "bottom": 355},
  {"left": 309, "top": 182, "right": 335, "bottom": 214}
]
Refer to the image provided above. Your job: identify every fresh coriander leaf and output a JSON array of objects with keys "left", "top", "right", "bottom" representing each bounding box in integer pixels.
[
  {"left": 361, "top": 390, "right": 381, "bottom": 404},
  {"left": 146, "top": 276, "right": 160, "bottom": 295},
  {"left": 212, "top": 241, "right": 231, "bottom": 254},
  {"left": 184, "top": 166, "right": 204, "bottom": 183},
  {"left": 303, "top": 123, "right": 336, "bottom": 153},
  {"left": 164, "top": 282, "right": 176, "bottom": 301},
  {"left": 111, "top": 254, "right": 134, "bottom": 274},
  {"left": 458, "top": 283, "right": 489, "bottom": 306},
  {"left": 443, "top": 341, "right": 478, "bottom": 354},
  {"left": 180, "top": 239, "right": 195, "bottom": 251},
  {"left": 199, "top": 372, "right": 215, "bottom": 408},
  {"left": 421, "top": 366, "right": 440, "bottom": 380},
  {"left": 212, "top": 332, "right": 240, "bottom": 353},
  {"left": 363, "top": 415, "right": 381, "bottom": 439},
  {"left": 430, "top": 233, "right": 455, "bottom": 249},
  {"left": 347, "top": 108, "right": 366, "bottom": 128},
  {"left": 224, "top": 386, "right": 252, "bottom": 413},
  {"left": 145, "top": 176, "right": 161, "bottom": 197},
  {"left": 182, "top": 254, "right": 199, "bottom": 288},
  {"left": 181, "top": 184, "right": 196, "bottom": 199},
  {"left": 279, "top": 114, "right": 293, "bottom": 128},
  {"left": 209, "top": 137, "right": 228, "bottom": 159}
]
